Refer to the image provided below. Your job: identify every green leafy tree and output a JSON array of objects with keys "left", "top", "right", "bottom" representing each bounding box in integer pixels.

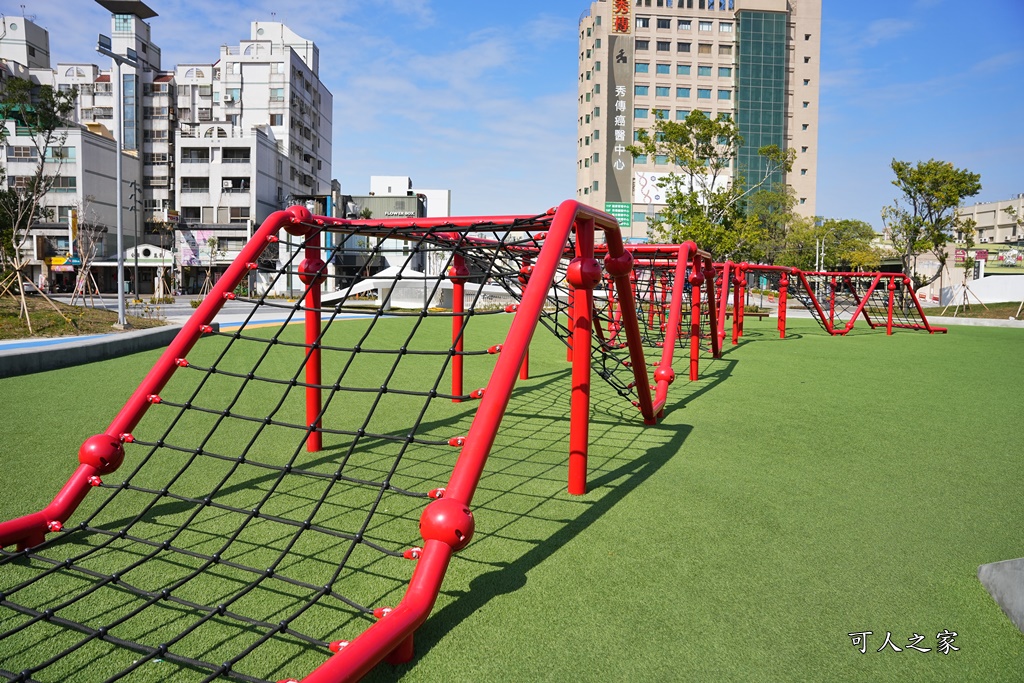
[
  {"left": 627, "top": 110, "right": 795, "bottom": 257},
  {"left": 778, "top": 218, "right": 882, "bottom": 272},
  {"left": 880, "top": 158, "right": 981, "bottom": 288},
  {"left": 0, "top": 76, "right": 78, "bottom": 331}
]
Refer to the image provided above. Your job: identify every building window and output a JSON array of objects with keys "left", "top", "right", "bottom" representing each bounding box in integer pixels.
[
  {"left": 805, "top": 33, "right": 811, "bottom": 40},
  {"left": 657, "top": 18, "right": 671, "bottom": 29},
  {"left": 654, "top": 108, "right": 669, "bottom": 119},
  {"left": 801, "top": 123, "right": 809, "bottom": 130},
  {"left": 720, "top": 22, "right": 733, "bottom": 33},
  {"left": 676, "top": 109, "right": 689, "bottom": 120},
  {"left": 636, "top": 62, "right": 650, "bottom": 73},
  {"left": 718, "top": 89, "right": 731, "bottom": 100},
  {"left": 636, "top": 17, "right": 650, "bottom": 28},
  {"left": 799, "top": 198, "right": 806, "bottom": 205},
  {"left": 655, "top": 154, "right": 669, "bottom": 165},
  {"left": 595, "top": 38, "right": 601, "bottom": 48},
  {"left": 656, "top": 63, "right": 671, "bottom": 74},
  {"left": 677, "top": 64, "right": 691, "bottom": 76},
  {"left": 656, "top": 86, "right": 670, "bottom": 97},
  {"left": 697, "top": 88, "right": 711, "bottom": 99},
  {"left": 699, "top": 21, "right": 712, "bottom": 31},
  {"left": 678, "top": 20, "right": 691, "bottom": 30},
  {"left": 801, "top": 146, "right": 808, "bottom": 153},
  {"left": 698, "top": 65, "right": 712, "bottom": 77},
  {"left": 719, "top": 44, "right": 733, "bottom": 56},
  {"left": 593, "top": 153, "right": 599, "bottom": 163},
  {"left": 676, "top": 87, "right": 691, "bottom": 98},
  {"left": 803, "top": 79, "right": 810, "bottom": 86},
  {"left": 594, "top": 106, "right": 601, "bottom": 116},
  {"left": 802, "top": 101, "right": 809, "bottom": 108},
  {"left": 804, "top": 56, "right": 810, "bottom": 63},
  {"left": 800, "top": 169, "right": 807, "bottom": 176},
  {"left": 698, "top": 43, "right": 712, "bottom": 55},
  {"left": 636, "top": 40, "right": 650, "bottom": 50},
  {"left": 634, "top": 108, "right": 649, "bottom": 118},
  {"left": 50, "top": 176, "right": 77, "bottom": 193},
  {"left": 595, "top": 61, "right": 601, "bottom": 71},
  {"left": 635, "top": 85, "right": 650, "bottom": 96},
  {"left": 656, "top": 41, "right": 670, "bottom": 52},
  {"left": 113, "top": 14, "right": 132, "bottom": 32},
  {"left": 592, "top": 181, "right": 599, "bottom": 191},
  {"left": 677, "top": 42, "right": 691, "bottom": 53},
  {"left": 269, "top": 87, "right": 285, "bottom": 101},
  {"left": 634, "top": 155, "right": 647, "bottom": 164},
  {"left": 719, "top": 67, "right": 732, "bottom": 77}
]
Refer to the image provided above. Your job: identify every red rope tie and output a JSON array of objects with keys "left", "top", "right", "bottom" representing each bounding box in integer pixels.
[
  {"left": 403, "top": 547, "right": 422, "bottom": 560},
  {"left": 328, "top": 640, "right": 350, "bottom": 653},
  {"left": 428, "top": 488, "right": 446, "bottom": 499},
  {"left": 87, "top": 476, "right": 103, "bottom": 487},
  {"left": 372, "top": 607, "right": 393, "bottom": 619},
  {"left": 47, "top": 521, "right": 63, "bottom": 533},
  {"left": 447, "top": 436, "right": 466, "bottom": 447}
]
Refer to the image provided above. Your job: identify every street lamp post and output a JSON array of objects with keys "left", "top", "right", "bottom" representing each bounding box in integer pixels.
[{"left": 96, "top": 34, "right": 137, "bottom": 328}]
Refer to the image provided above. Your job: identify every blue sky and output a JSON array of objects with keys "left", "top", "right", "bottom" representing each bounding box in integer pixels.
[{"left": 22, "top": 0, "right": 1024, "bottom": 228}]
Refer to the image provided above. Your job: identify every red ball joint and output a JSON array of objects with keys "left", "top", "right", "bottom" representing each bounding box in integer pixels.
[
  {"left": 447, "top": 263, "right": 470, "bottom": 284},
  {"left": 888, "top": 280, "right": 897, "bottom": 292},
  {"left": 603, "top": 251, "right": 634, "bottom": 278},
  {"left": 78, "top": 433, "right": 125, "bottom": 475},
  {"left": 566, "top": 257, "right": 603, "bottom": 289},
  {"left": 283, "top": 204, "right": 314, "bottom": 237},
  {"left": 517, "top": 264, "right": 534, "bottom": 285},
  {"left": 298, "top": 258, "right": 327, "bottom": 286},
  {"left": 689, "top": 272, "right": 705, "bottom": 287},
  {"left": 420, "top": 498, "right": 475, "bottom": 551},
  {"left": 654, "top": 366, "right": 676, "bottom": 385}
]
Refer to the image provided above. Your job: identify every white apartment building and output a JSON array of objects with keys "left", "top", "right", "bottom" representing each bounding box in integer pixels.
[
  {"left": 577, "top": 0, "right": 820, "bottom": 240},
  {"left": 3, "top": 3, "right": 334, "bottom": 296}
]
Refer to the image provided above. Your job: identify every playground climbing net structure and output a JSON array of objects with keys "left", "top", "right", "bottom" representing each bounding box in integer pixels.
[
  {"left": 0, "top": 201, "right": 680, "bottom": 683},
  {"left": 0, "top": 201, "right": 944, "bottom": 683}
]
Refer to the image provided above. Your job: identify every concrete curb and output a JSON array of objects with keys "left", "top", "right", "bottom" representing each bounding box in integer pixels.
[{"left": 0, "top": 324, "right": 184, "bottom": 379}]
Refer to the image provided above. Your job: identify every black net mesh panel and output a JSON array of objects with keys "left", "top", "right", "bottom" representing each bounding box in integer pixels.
[{"left": 0, "top": 214, "right": 584, "bottom": 683}]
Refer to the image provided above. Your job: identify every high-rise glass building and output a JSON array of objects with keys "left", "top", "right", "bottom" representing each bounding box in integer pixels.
[{"left": 577, "top": 0, "right": 820, "bottom": 240}]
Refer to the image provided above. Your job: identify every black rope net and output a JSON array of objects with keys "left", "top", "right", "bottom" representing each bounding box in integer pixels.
[
  {"left": 0, "top": 214, "right": 583, "bottom": 683},
  {"left": 792, "top": 274, "right": 927, "bottom": 333}
]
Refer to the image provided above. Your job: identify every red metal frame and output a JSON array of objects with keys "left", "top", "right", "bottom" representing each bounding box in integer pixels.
[
  {"left": 0, "top": 200, "right": 662, "bottom": 683},
  {"left": 714, "top": 262, "right": 948, "bottom": 340}
]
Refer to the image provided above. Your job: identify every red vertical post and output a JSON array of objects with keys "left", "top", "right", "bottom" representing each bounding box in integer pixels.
[
  {"left": 449, "top": 254, "right": 469, "bottom": 402},
  {"left": 829, "top": 275, "right": 837, "bottom": 328},
  {"left": 717, "top": 261, "right": 732, "bottom": 347},
  {"left": 731, "top": 265, "right": 743, "bottom": 345},
  {"left": 566, "top": 286, "right": 575, "bottom": 362},
  {"left": 704, "top": 261, "right": 722, "bottom": 359},
  {"left": 736, "top": 264, "right": 746, "bottom": 339},
  {"left": 299, "top": 231, "right": 324, "bottom": 453},
  {"left": 887, "top": 278, "right": 896, "bottom": 336},
  {"left": 778, "top": 272, "right": 789, "bottom": 339},
  {"left": 689, "top": 253, "right": 703, "bottom": 381},
  {"left": 567, "top": 218, "right": 599, "bottom": 496}
]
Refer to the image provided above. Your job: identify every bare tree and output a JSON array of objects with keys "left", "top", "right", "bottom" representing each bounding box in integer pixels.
[{"left": 0, "top": 76, "right": 78, "bottom": 333}]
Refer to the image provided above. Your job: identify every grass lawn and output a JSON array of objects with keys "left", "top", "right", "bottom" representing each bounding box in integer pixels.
[
  {"left": 0, "top": 315, "right": 1021, "bottom": 682},
  {"left": 924, "top": 301, "right": 1024, "bottom": 320},
  {"left": 0, "top": 294, "right": 166, "bottom": 339}
]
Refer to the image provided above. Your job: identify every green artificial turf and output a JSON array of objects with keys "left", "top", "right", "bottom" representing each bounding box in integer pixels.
[{"left": 0, "top": 316, "right": 1022, "bottom": 682}]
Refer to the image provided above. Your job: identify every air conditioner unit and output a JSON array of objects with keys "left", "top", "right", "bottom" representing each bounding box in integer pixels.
[
  {"left": 222, "top": 180, "right": 232, "bottom": 188},
  {"left": 979, "top": 237, "right": 989, "bottom": 243},
  {"left": 223, "top": 95, "right": 234, "bottom": 103}
]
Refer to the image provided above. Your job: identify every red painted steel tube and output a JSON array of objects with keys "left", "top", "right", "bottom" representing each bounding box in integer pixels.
[
  {"left": 301, "top": 539, "right": 454, "bottom": 683},
  {"left": 568, "top": 217, "right": 599, "bottom": 495},
  {"left": 689, "top": 252, "right": 703, "bottom": 382},
  {"left": 0, "top": 207, "right": 307, "bottom": 551},
  {"left": 650, "top": 242, "right": 695, "bottom": 416},
  {"left": 790, "top": 270, "right": 834, "bottom": 334},
  {"left": 887, "top": 278, "right": 896, "bottom": 336},
  {"left": 778, "top": 272, "right": 789, "bottom": 338},
  {"left": 731, "top": 266, "right": 742, "bottom": 345},
  {"left": 717, "top": 260, "right": 732, "bottom": 346},
  {"left": 703, "top": 260, "right": 722, "bottom": 359},
  {"left": 305, "top": 231, "right": 323, "bottom": 453},
  {"left": 904, "top": 277, "right": 947, "bottom": 333},
  {"left": 566, "top": 286, "right": 575, "bottom": 362}
]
